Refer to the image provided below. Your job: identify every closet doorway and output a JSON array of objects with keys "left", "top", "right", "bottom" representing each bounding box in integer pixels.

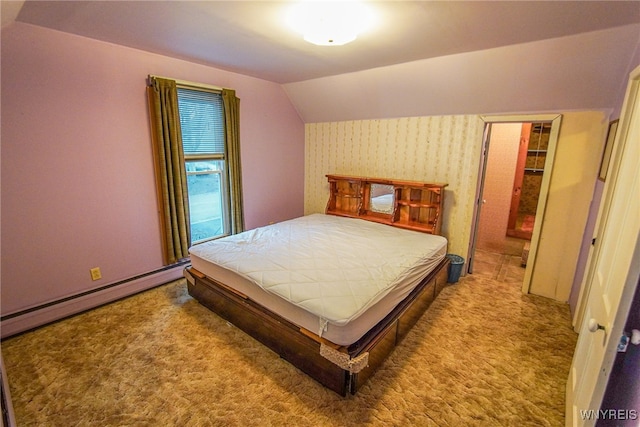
[
  {"left": 468, "top": 114, "right": 561, "bottom": 294},
  {"left": 506, "top": 122, "right": 551, "bottom": 241}
]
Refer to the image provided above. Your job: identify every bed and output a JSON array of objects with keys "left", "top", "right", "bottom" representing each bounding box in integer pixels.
[{"left": 184, "top": 175, "right": 450, "bottom": 395}]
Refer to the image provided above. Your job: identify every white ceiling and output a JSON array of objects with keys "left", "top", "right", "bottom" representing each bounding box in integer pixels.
[{"left": 8, "top": 1, "right": 640, "bottom": 84}]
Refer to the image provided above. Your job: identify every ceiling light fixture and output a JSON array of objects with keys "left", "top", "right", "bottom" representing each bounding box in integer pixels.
[{"left": 287, "top": 1, "right": 375, "bottom": 46}]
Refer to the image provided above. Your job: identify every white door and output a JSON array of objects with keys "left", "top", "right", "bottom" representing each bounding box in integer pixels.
[{"left": 566, "top": 67, "right": 640, "bottom": 426}]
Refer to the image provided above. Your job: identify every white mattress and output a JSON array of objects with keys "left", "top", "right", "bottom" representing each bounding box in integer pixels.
[{"left": 188, "top": 214, "right": 447, "bottom": 345}]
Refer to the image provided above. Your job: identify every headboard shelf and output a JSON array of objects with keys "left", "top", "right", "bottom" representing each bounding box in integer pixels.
[
  {"left": 396, "top": 201, "right": 439, "bottom": 208},
  {"left": 326, "top": 175, "right": 447, "bottom": 235}
]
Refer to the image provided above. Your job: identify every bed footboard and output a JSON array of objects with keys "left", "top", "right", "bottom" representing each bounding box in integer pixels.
[{"left": 185, "top": 257, "right": 450, "bottom": 396}]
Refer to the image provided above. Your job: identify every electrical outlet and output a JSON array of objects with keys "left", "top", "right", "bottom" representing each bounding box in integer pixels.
[{"left": 90, "top": 267, "right": 102, "bottom": 281}]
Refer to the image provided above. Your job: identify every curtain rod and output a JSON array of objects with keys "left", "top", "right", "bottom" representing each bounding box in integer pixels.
[{"left": 147, "top": 75, "right": 224, "bottom": 92}]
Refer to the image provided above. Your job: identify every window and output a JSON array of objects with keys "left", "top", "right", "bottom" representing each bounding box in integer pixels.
[
  {"left": 177, "top": 87, "right": 229, "bottom": 242},
  {"left": 148, "top": 76, "right": 242, "bottom": 264}
]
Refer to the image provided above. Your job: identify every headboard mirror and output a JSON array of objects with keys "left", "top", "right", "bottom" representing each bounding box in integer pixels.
[{"left": 369, "top": 184, "right": 395, "bottom": 214}]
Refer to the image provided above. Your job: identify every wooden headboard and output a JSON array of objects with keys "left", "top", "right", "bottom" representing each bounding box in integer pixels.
[{"left": 325, "top": 175, "right": 447, "bottom": 235}]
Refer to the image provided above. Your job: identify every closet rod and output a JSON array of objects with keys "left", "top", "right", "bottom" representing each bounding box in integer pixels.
[{"left": 147, "top": 75, "right": 224, "bottom": 92}]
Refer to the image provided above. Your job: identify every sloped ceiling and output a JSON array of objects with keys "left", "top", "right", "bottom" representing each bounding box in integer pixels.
[
  {"left": 283, "top": 24, "right": 640, "bottom": 122},
  {"left": 4, "top": 1, "right": 640, "bottom": 121}
]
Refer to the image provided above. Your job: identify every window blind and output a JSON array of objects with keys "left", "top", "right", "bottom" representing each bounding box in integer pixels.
[{"left": 177, "top": 88, "right": 225, "bottom": 155}]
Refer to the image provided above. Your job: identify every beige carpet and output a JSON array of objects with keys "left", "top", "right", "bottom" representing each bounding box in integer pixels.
[{"left": 2, "top": 262, "right": 577, "bottom": 426}]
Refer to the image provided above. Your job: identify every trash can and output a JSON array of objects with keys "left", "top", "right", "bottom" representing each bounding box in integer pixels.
[{"left": 446, "top": 254, "right": 464, "bottom": 283}]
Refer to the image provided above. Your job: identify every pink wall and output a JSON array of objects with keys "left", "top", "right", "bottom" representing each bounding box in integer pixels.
[
  {"left": 476, "top": 124, "right": 521, "bottom": 253},
  {"left": 1, "top": 23, "right": 304, "bottom": 319}
]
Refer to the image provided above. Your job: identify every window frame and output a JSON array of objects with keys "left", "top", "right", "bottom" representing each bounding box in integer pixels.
[{"left": 176, "top": 83, "right": 231, "bottom": 244}]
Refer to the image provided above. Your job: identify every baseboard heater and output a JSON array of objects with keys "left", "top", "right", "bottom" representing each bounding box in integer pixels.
[{"left": 1, "top": 261, "right": 189, "bottom": 339}]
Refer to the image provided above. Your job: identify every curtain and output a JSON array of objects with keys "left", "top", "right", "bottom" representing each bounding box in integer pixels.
[
  {"left": 222, "top": 89, "right": 245, "bottom": 234},
  {"left": 147, "top": 77, "right": 191, "bottom": 265}
]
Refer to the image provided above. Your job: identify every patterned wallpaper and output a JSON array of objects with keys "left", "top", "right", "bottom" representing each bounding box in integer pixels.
[
  {"left": 304, "top": 115, "right": 485, "bottom": 259},
  {"left": 520, "top": 174, "right": 543, "bottom": 214}
]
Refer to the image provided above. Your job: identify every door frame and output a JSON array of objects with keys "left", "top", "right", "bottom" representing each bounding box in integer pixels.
[
  {"left": 468, "top": 114, "right": 562, "bottom": 294},
  {"left": 573, "top": 68, "right": 640, "bottom": 333},
  {"left": 467, "top": 124, "right": 492, "bottom": 273}
]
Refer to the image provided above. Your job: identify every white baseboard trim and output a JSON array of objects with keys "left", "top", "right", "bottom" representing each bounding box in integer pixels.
[{"left": 1, "top": 265, "right": 186, "bottom": 339}]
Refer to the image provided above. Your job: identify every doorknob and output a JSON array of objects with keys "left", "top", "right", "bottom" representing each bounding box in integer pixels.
[{"left": 588, "top": 318, "right": 605, "bottom": 333}]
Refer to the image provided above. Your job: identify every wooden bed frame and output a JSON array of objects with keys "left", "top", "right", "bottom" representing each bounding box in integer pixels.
[{"left": 185, "top": 175, "right": 450, "bottom": 396}]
